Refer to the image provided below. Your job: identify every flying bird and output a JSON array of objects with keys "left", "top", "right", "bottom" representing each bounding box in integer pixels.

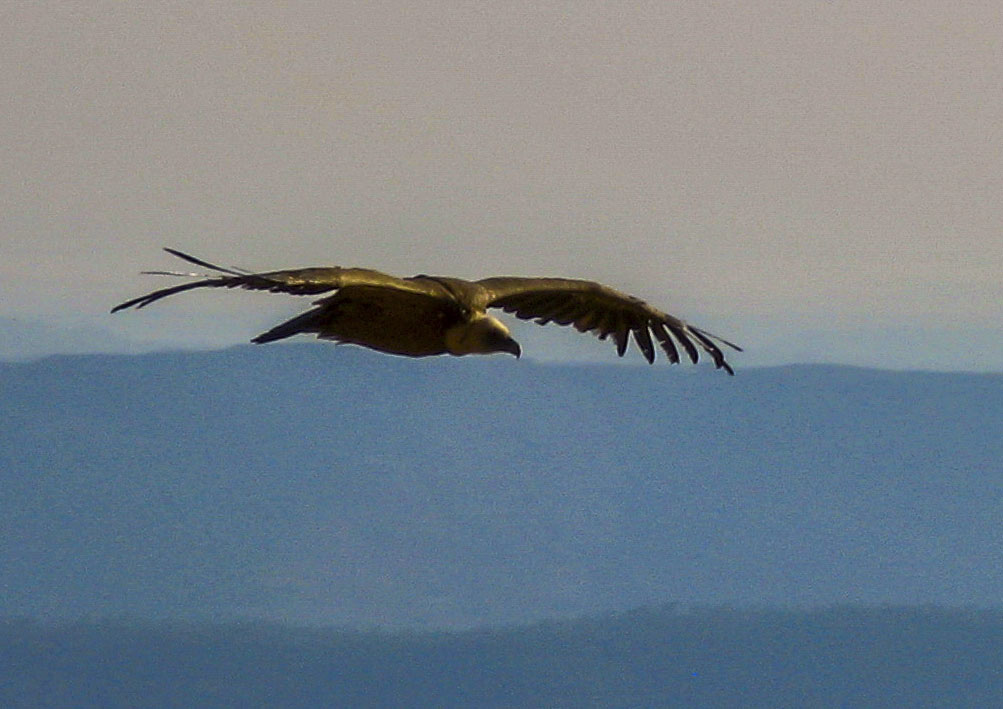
[{"left": 112, "top": 248, "right": 742, "bottom": 373}]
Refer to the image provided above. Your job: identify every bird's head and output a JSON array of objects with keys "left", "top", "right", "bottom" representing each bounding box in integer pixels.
[{"left": 445, "top": 315, "right": 521, "bottom": 358}]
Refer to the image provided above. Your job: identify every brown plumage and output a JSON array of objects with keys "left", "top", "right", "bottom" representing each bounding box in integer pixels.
[{"left": 112, "top": 248, "right": 742, "bottom": 373}]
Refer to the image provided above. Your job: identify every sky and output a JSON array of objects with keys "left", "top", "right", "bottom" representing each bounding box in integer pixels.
[{"left": 2, "top": 1, "right": 1001, "bottom": 370}]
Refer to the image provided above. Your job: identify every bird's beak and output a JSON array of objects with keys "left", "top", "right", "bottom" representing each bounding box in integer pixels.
[{"left": 503, "top": 338, "right": 521, "bottom": 359}]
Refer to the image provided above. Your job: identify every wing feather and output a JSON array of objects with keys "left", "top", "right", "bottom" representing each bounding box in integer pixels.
[
  {"left": 664, "top": 321, "right": 700, "bottom": 364},
  {"left": 612, "top": 315, "right": 629, "bottom": 357},
  {"left": 632, "top": 324, "right": 656, "bottom": 364},
  {"left": 594, "top": 311, "right": 617, "bottom": 341},
  {"left": 688, "top": 327, "right": 735, "bottom": 376},
  {"left": 478, "top": 276, "right": 740, "bottom": 372},
  {"left": 650, "top": 321, "right": 680, "bottom": 365},
  {"left": 549, "top": 299, "right": 587, "bottom": 325},
  {"left": 573, "top": 308, "right": 601, "bottom": 333}
]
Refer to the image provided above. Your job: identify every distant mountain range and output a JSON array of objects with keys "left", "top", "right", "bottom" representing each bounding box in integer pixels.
[
  {"left": 2, "top": 345, "right": 1001, "bottom": 628},
  {"left": 5, "top": 607, "right": 1003, "bottom": 707}
]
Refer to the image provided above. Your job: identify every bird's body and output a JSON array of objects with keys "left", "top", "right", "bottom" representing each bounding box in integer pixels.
[
  {"left": 113, "top": 249, "right": 741, "bottom": 373},
  {"left": 254, "top": 281, "right": 510, "bottom": 358}
]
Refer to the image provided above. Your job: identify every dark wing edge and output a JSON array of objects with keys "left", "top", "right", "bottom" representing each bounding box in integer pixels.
[
  {"left": 478, "top": 277, "right": 742, "bottom": 374},
  {"left": 111, "top": 248, "right": 415, "bottom": 313}
]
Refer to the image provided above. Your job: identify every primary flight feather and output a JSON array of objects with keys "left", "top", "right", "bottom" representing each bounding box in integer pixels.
[{"left": 112, "top": 248, "right": 742, "bottom": 373}]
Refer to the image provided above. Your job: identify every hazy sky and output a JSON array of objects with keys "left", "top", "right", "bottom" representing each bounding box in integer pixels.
[{"left": 3, "top": 2, "right": 1001, "bottom": 369}]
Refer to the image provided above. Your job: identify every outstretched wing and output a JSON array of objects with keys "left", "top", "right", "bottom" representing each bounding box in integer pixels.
[
  {"left": 111, "top": 248, "right": 434, "bottom": 312},
  {"left": 477, "top": 276, "right": 741, "bottom": 374}
]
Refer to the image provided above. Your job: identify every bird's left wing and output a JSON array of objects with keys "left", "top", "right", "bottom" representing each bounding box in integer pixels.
[
  {"left": 111, "top": 248, "right": 435, "bottom": 312},
  {"left": 477, "top": 276, "right": 741, "bottom": 373}
]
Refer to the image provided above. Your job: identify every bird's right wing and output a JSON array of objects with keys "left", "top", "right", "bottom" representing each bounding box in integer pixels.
[
  {"left": 477, "top": 276, "right": 741, "bottom": 373},
  {"left": 111, "top": 248, "right": 433, "bottom": 312}
]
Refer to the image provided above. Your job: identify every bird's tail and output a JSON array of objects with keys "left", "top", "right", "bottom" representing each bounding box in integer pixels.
[{"left": 251, "top": 307, "right": 326, "bottom": 344}]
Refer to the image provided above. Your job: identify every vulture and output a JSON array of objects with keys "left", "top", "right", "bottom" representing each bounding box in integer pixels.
[{"left": 112, "top": 248, "right": 742, "bottom": 373}]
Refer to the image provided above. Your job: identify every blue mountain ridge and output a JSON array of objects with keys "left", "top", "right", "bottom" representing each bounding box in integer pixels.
[{"left": 2, "top": 345, "right": 1001, "bottom": 628}]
